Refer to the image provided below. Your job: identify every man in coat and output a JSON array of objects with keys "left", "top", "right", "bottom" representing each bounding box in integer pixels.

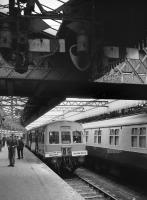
[
  {"left": 7, "top": 134, "right": 17, "bottom": 167},
  {"left": 17, "top": 137, "right": 24, "bottom": 159}
]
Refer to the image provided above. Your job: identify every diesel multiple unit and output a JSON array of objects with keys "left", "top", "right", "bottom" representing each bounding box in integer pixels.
[{"left": 26, "top": 120, "right": 87, "bottom": 171}]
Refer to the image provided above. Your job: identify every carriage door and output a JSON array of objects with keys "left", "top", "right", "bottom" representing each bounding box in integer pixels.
[{"left": 61, "top": 126, "right": 72, "bottom": 156}]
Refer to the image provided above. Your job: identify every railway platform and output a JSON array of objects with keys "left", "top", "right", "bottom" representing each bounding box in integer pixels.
[{"left": 0, "top": 145, "right": 84, "bottom": 200}]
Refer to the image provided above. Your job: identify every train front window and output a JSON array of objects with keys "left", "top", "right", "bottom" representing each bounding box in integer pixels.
[
  {"left": 61, "top": 131, "right": 71, "bottom": 144},
  {"left": 73, "top": 131, "right": 82, "bottom": 143},
  {"left": 49, "top": 131, "right": 59, "bottom": 144}
]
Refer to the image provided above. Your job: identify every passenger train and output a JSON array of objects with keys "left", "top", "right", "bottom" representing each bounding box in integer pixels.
[
  {"left": 83, "top": 113, "right": 147, "bottom": 176},
  {"left": 25, "top": 120, "right": 87, "bottom": 172}
]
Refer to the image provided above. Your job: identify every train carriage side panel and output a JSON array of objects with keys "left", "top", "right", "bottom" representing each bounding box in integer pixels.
[{"left": 84, "top": 113, "right": 147, "bottom": 172}]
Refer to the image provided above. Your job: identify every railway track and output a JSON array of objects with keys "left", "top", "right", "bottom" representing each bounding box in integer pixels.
[
  {"left": 65, "top": 175, "right": 119, "bottom": 200},
  {"left": 28, "top": 148, "right": 142, "bottom": 200}
]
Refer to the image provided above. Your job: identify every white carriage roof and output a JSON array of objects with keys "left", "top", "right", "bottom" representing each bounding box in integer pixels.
[{"left": 83, "top": 113, "right": 147, "bottom": 129}]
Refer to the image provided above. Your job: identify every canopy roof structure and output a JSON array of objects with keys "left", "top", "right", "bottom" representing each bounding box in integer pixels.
[
  {"left": 25, "top": 99, "right": 147, "bottom": 130},
  {"left": 35, "top": 0, "right": 69, "bottom": 36},
  {"left": 0, "top": 97, "right": 146, "bottom": 133},
  {"left": 25, "top": 98, "right": 113, "bottom": 130},
  {"left": 0, "top": 96, "right": 27, "bottom": 132},
  {"left": 0, "top": 0, "right": 69, "bottom": 36},
  {"left": 0, "top": 1, "right": 147, "bottom": 132}
]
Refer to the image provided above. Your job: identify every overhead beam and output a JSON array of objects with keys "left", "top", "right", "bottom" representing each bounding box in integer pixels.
[
  {"left": 0, "top": 78, "right": 147, "bottom": 100},
  {"left": 21, "top": 96, "right": 66, "bottom": 126},
  {"left": 18, "top": 78, "right": 147, "bottom": 126}
]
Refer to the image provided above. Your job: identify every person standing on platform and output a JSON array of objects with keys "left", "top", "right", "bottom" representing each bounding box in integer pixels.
[
  {"left": 17, "top": 137, "right": 24, "bottom": 159},
  {"left": 2, "top": 136, "right": 6, "bottom": 147},
  {"left": 0, "top": 138, "right": 2, "bottom": 152},
  {"left": 7, "top": 134, "right": 17, "bottom": 167},
  {"left": 0, "top": 133, "right": 2, "bottom": 152}
]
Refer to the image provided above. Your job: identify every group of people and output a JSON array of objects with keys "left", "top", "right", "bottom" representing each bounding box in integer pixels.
[{"left": 7, "top": 134, "right": 24, "bottom": 167}]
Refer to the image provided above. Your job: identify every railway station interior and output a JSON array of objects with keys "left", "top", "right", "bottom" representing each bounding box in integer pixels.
[{"left": 1, "top": 0, "right": 147, "bottom": 200}]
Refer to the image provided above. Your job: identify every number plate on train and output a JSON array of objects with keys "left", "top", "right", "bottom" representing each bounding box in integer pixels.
[
  {"left": 72, "top": 150, "right": 88, "bottom": 156},
  {"left": 45, "top": 151, "right": 62, "bottom": 157}
]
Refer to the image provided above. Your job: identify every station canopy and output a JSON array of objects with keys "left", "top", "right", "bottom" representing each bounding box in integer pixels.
[
  {"left": 1, "top": 1, "right": 147, "bottom": 132},
  {"left": 0, "top": 96, "right": 146, "bottom": 132},
  {"left": 25, "top": 98, "right": 147, "bottom": 130},
  {"left": 0, "top": 96, "right": 27, "bottom": 133}
]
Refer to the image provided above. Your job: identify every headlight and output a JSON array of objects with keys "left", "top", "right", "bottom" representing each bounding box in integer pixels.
[{"left": 51, "top": 158, "right": 57, "bottom": 164}]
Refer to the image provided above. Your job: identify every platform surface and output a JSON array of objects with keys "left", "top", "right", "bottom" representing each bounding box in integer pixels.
[{"left": 0, "top": 145, "right": 84, "bottom": 200}]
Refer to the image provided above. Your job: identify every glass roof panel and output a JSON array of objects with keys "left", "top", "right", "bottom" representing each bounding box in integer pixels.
[
  {"left": 43, "top": 19, "right": 61, "bottom": 30},
  {"left": 44, "top": 28, "right": 58, "bottom": 36},
  {"left": 0, "top": 0, "right": 9, "bottom": 14},
  {"left": 61, "top": 0, "right": 70, "bottom": 2},
  {"left": 0, "top": 0, "right": 69, "bottom": 36},
  {"left": 34, "top": 3, "right": 42, "bottom": 13},
  {"left": 38, "top": 0, "right": 63, "bottom": 10},
  {"left": 34, "top": 0, "right": 69, "bottom": 36}
]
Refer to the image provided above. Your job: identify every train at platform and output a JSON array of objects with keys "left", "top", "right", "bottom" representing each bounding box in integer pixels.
[
  {"left": 83, "top": 113, "right": 147, "bottom": 176},
  {"left": 25, "top": 120, "right": 87, "bottom": 172}
]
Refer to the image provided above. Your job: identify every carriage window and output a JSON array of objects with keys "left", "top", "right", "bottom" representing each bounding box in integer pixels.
[
  {"left": 109, "top": 129, "right": 119, "bottom": 145},
  {"left": 94, "top": 130, "right": 98, "bottom": 143},
  {"left": 85, "top": 131, "right": 89, "bottom": 143},
  {"left": 131, "top": 127, "right": 146, "bottom": 148},
  {"left": 29, "top": 132, "right": 32, "bottom": 142},
  {"left": 132, "top": 136, "right": 137, "bottom": 147},
  {"left": 109, "top": 129, "right": 115, "bottom": 145},
  {"left": 49, "top": 131, "right": 59, "bottom": 144},
  {"left": 39, "top": 128, "right": 45, "bottom": 144},
  {"left": 40, "top": 131, "right": 44, "bottom": 144},
  {"left": 131, "top": 128, "right": 138, "bottom": 147},
  {"left": 61, "top": 131, "right": 71, "bottom": 144},
  {"left": 110, "top": 136, "right": 114, "bottom": 145},
  {"left": 139, "top": 127, "right": 146, "bottom": 148},
  {"left": 115, "top": 129, "right": 119, "bottom": 145},
  {"left": 94, "top": 129, "right": 102, "bottom": 144},
  {"left": 98, "top": 130, "right": 102, "bottom": 144},
  {"left": 30, "top": 130, "right": 35, "bottom": 142},
  {"left": 73, "top": 131, "right": 82, "bottom": 143}
]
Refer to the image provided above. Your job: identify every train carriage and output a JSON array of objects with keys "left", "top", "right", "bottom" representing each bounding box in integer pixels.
[
  {"left": 26, "top": 120, "right": 87, "bottom": 171},
  {"left": 83, "top": 113, "right": 147, "bottom": 175}
]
